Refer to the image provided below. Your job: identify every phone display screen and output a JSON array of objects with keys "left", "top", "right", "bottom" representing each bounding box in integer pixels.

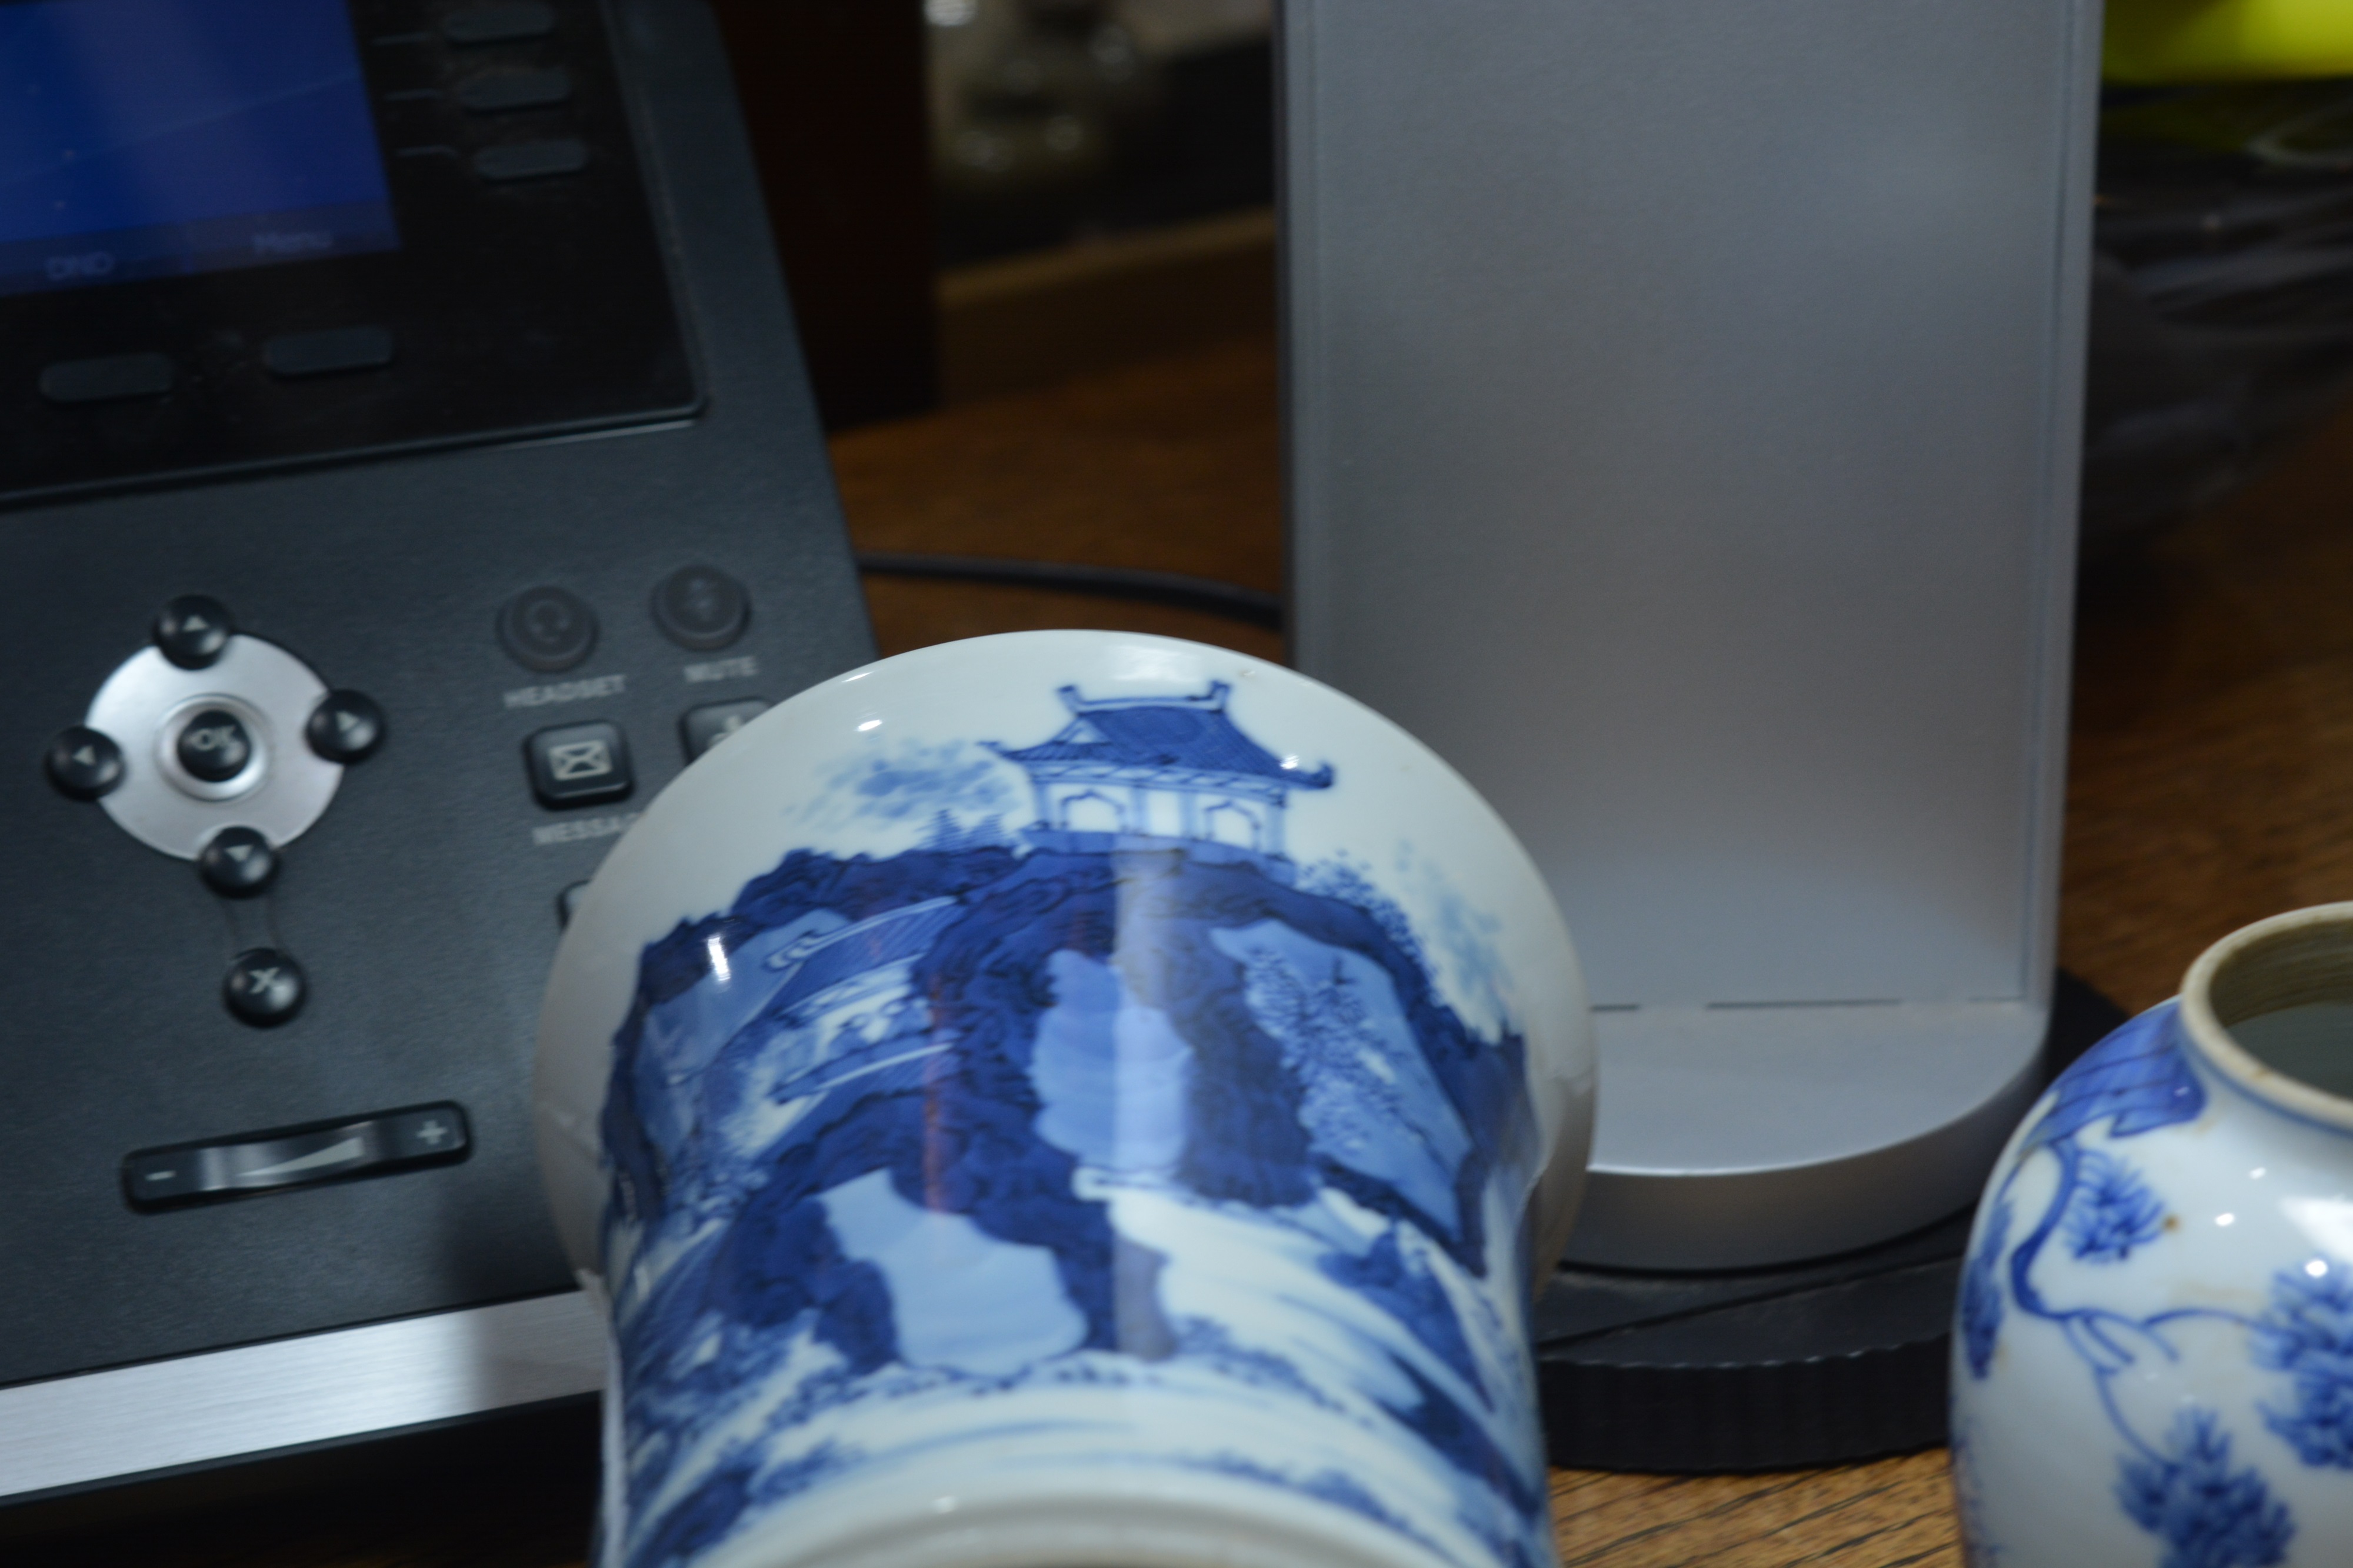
[{"left": 0, "top": 0, "right": 396, "bottom": 298}]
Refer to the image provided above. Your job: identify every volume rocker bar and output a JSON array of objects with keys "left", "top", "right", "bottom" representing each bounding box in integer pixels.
[{"left": 123, "top": 1103, "right": 469, "bottom": 1209}]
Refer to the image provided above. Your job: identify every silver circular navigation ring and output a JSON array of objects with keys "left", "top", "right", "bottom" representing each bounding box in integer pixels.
[{"left": 87, "top": 637, "right": 342, "bottom": 860}]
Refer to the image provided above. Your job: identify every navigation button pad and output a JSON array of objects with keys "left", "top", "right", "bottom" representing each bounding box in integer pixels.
[{"left": 84, "top": 636, "right": 344, "bottom": 860}]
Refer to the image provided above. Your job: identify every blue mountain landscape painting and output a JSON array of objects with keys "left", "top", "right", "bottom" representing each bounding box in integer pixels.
[{"left": 598, "top": 684, "right": 1551, "bottom": 1568}]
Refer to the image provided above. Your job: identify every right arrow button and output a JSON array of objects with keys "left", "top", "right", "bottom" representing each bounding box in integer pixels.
[{"left": 306, "top": 690, "right": 386, "bottom": 763}]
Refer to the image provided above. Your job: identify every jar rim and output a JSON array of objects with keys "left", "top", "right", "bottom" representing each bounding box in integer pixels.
[{"left": 2180, "top": 901, "right": 2353, "bottom": 1132}]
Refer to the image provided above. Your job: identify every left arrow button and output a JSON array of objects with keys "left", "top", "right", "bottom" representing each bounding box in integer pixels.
[{"left": 45, "top": 725, "right": 124, "bottom": 800}]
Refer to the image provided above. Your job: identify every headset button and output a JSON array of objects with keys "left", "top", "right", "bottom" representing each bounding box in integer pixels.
[{"left": 499, "top": 586, "right": 598, "bottom": 673}]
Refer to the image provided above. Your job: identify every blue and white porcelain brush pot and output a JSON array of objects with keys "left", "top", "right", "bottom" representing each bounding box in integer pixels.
[
  {"left": 535, "top": 630, "right": 1597, "bottom": 1568},
  {"left": 1954, "top": 903, "right": 2353, "bottom": 1566}
]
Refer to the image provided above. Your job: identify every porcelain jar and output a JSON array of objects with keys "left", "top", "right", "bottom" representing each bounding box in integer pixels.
[
  {"left": 536, "top": 630, "right": 1596, "bottom": 1568},
  {"left": 1953, "top": 903, "right": 2353, "bottom": 1566}
]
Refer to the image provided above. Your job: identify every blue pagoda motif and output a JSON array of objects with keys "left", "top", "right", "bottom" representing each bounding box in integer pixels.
[{"left": 986, "top": 681, "right": 1334, "bottom": 875}]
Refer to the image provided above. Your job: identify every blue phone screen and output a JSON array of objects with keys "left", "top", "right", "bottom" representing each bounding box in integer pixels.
[{"left": 0, "top": 0, "right": 396, "bottom": 296}]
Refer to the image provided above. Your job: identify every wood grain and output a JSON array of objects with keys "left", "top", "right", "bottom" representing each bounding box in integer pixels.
[
  {"left": 1551, "top": 1452, "right": 1960, "bottom": 1567},
  {"left": 2062, "top": 399, "right": 2353, "bottom": 1013},
  {"left": 832, "top": 333, "right": 1285, "bottom": 600},
  {"left": 26, "top": 335, "right": 2353, "bottom": 1565}
]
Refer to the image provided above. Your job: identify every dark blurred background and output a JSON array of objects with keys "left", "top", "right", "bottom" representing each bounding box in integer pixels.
[
  {"left": 710, "top": 0, "right": 1274, "bottom": 427},
  {"left": 726, "top": 2, "right": 2353, "bottom": 559}
]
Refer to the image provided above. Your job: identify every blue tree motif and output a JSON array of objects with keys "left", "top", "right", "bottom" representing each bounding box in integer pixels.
[
  {"left": 1962, "top": 1199, "right": 2012, "bottom": 1379},
  {"left": 2253, "top": 1261, "right": 2353, "bottom": 1468},
  {"left": 2117, "top": 1408, "right": 2294, "bottom": 1568},
  {"left": 2062, "top": 1149, "right": 2168, "bottom": 1264},
  {"left": 2025, "top": 1003, "right": 2204, "bottom": 1153}
]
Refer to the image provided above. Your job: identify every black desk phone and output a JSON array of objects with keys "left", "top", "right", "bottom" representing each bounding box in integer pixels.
[{"left": 0, "top": 0, "right": 871, "bottom": 1501}]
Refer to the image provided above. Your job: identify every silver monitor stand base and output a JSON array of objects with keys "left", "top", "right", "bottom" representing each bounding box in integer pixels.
[{"left": 0, "top": 1293, "right": 602, "bottom": 1506}]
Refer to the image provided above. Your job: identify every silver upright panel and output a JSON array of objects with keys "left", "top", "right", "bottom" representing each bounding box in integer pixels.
[{"left": 1285, "top": 0, "right": 2100, "bottom": 1267}]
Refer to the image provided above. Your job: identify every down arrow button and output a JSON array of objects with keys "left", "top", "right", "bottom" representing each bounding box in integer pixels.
[{"left": 198, "top": 826, "right": 278, "bottom": 898}]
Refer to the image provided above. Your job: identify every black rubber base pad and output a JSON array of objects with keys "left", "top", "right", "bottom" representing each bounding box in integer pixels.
[{"left": 1535, "top": 972, "right": 2127, "bottom": 1472}]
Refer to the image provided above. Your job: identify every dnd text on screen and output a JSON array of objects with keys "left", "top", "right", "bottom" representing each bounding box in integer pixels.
[{"left": 0, "top": 0, "right": 398, "bottom": 296}]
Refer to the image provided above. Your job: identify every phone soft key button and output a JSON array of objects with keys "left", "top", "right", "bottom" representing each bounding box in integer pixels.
[
  {"left": 441, "top": 1, "right": 555, "bottom": 44},
  {"left": 456, "top": 67, "right": 573, "bottom": 114},
  {"left": 39, "top": 352, "right": 174, "bottom": 406},
  {"left": 474, "top": 138, "right": 588, "bottom": 183},
  {"left": 262, "top": 326, "right": 395, "bottom": 379}
]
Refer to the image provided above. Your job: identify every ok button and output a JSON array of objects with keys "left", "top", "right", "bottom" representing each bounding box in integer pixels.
[{"left": 176, "top": 708, "right": 255, "bottom": 783}]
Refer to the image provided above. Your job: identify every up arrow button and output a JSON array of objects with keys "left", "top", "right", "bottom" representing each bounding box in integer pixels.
[{"left": 154, "top": 595, "right": 235, "bottom": 668}]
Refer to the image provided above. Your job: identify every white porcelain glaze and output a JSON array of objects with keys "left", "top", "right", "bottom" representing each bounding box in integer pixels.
[
  {"left": 536, "top": 631, "right": 1595, "bottom": 1568},
  {"left": 1954, "top": 903, "right": 2353, "bottom": 1566}
]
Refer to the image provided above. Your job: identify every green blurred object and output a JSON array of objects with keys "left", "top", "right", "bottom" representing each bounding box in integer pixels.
[{"left": 2108, "top": 0, "right": 2353, "bottom": 84}]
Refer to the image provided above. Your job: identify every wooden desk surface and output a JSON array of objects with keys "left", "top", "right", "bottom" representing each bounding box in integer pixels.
[{"left": 23, "top": 333, "right": 2353, "bottom": 1566}]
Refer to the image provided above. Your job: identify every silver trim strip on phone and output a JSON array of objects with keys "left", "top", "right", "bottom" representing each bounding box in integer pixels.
[{"left": 0, "top": 1292, "right": 604, "bottom": 1503}]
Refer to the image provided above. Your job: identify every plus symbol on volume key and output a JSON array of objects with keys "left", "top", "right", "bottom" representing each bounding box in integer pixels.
[{"left": 388, "top": 1105, "right": 470, "bottom": 1160}]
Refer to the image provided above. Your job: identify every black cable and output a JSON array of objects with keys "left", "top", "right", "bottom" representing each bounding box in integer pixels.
[{"left": 854, "top": 551, "right": 1283, "bottom": 632}]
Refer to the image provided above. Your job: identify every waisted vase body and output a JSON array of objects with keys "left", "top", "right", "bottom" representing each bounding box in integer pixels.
[{"left": 538, "top": 632, "right": 1596, "bottom": 1568}]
